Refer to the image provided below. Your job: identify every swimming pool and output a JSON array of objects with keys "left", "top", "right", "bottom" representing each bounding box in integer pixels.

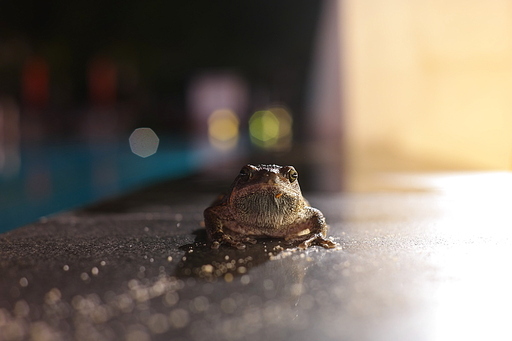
[{"left": 0, "top": 136, "right": 208, "bottom": 233}]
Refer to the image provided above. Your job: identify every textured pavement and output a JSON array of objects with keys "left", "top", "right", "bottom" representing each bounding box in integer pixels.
[{"left": 1, "top": 173, "right": 511, "bottom": 341}]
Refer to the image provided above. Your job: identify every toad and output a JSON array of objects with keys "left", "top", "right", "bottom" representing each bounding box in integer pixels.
[{"left": 204, "top": 164, "right": 337, "bottom": 249}]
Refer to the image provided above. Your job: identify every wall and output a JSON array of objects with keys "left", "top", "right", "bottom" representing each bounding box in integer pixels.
[{"left": 342, "top": 0, "right": 512, "bottom": 171}]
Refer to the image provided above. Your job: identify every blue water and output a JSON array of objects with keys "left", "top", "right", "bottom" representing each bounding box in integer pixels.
[{"left": 0, "top": 136, "right": 205, "bottom": 233}]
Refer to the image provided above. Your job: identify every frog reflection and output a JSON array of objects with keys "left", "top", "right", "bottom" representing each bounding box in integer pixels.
[
  {"left": 176, "top": 232, "right": 311, "bottom": 306},
  {"left": 176, "top": 230, "right": 289, "bottom": 281},
  {"left": 175, "top": 230, "right": 337, "bottom": 337}
]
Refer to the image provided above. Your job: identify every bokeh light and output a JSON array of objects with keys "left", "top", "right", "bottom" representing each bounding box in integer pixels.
[
  {"left": 88, "top": 57, "right": 118, "bottom": 106},
  {"left": 22, "top": 57, "right": 50, "bottom": 108},
  {"left": 208, "top": 109, "right": 240, "bottom": 151},
  {"left": 249, "top": 107, "right": 293, "bottom": 150},
  {"left": 0, "top": 97, "right": 21, "bottom": 177},
  {"left": 129, "top": 128, "right": 160, "bottom": 158}
]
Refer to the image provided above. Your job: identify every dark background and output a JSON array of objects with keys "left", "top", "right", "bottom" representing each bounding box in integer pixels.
[
  {"left": 0, "top": 1, "right": 326, "bottom": 231},
  {"left": 0, "top": 0, "right": 322, "bottom": 139}
]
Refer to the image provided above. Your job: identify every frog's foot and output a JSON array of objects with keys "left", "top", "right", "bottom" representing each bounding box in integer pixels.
[
  {"left": 242, "top": 237, "right": 257, "bottom": 245},
  {"left": 298, "top": 234, "right": 338, "bottom": 249},
  {"left": 210, "top": 233, "right": 247, "bottom": 250}
]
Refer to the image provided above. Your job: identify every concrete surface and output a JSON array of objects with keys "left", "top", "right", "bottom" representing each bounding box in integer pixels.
[{"left": 1, "top": 172, "right": 511, "bottom": 341}]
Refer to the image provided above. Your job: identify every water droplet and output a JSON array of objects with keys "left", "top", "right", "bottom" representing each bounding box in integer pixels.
[
  {"left": 45, "top": 288, "right": 61, "bottom": 305},
  {"left": 220, "top": 297, "right": 237, "bottom": 314},
  {"left": 263, "top": 279, "right": 274, "bottom": 290},
  {"left": 191, "top": 296, "right": 209, "bottom": 312},
  {"left": 147, "top": 313, "right": 169, "bottom": 334},
  {"left": 202, "top": 264, "right": 214, "bottom": 273},
  {"left": 163, "top": 292, "right": 179, "bottom": 307},
  {"left": 168, "top": 308, "right": 189, "bottom": 328},
  {"left": 241, "top": 275, "right": 251, "bottom": 285},
  {"left": 126, "top": 325, "right": 151, "bottom": 341},
  {"left": 224, "top": 273, "right": 233, "bottom": 283},
  {"left": 19, "top": 277, "right": 28, "bottom": 287},
  {"left": 14, "top": 300, "right": 30, "bottom": 318}
]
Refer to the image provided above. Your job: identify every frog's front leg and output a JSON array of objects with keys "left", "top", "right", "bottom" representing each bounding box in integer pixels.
[
  {"left": 204, "top": 207, "right": 248, "bottom": 249},
  {"left": 292, "top": 208, "right": 338, "bottom": 249}
]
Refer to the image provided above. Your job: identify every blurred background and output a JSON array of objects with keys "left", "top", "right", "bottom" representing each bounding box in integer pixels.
[{"left": 1, "top": 0, "right": 512, "bottom": 232}]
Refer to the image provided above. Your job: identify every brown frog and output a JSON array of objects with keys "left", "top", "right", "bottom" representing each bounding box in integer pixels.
[{"left": 204, "top": 164, "right": 337, "bottom": 249}]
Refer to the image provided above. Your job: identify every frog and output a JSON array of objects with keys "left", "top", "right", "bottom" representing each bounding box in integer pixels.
[{"left": 203, "top": 164, "right": 338, "bottom": 250}]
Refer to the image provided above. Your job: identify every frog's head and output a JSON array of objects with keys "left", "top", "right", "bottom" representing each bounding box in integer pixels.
[
  {"left": 228, "top": 164, "right": 304, "bottom": 225},
  {"left": 232, "top": 164, "right": 301, "bottom": 193}
]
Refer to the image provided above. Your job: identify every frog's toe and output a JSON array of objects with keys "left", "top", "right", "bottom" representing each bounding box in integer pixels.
[
  {"left": 233, "top": 242, "right": 246, "bottom": 250},
  {"left": 210, "top": 235, "right": 247, "bottom": 250},
  {"left": 298, "top": 240, "right": 311, "bottom": 249},
  {"left": 298, "top": 234, "right": 338, "bottom": 249},
  {"left": 210, "top": 234, "right": 233, "bottom": 249},
  {"left": 243, "top": 237, "right": 257, "bottom": 245},
  {"left": 222, "top": 235, "right": 246, "bottom": 249},
  {"left": 317, "top": 238, "right": 338, "bottom": 249},
  {"left": 223, "top": 238, "right": 246, "bottom": 249}
]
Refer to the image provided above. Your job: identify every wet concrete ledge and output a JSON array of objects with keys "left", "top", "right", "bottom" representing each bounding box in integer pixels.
[{"left": 1, "top": 172, "right": 511, "bottom": 340}]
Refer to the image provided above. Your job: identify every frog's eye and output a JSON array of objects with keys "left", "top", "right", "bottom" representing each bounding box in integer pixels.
[
  {"left": 239, "top": 166, "right": 254, "bottom": 179},
  {"left": 287, "top": 168, "right": 298, "bottom": 183}
]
